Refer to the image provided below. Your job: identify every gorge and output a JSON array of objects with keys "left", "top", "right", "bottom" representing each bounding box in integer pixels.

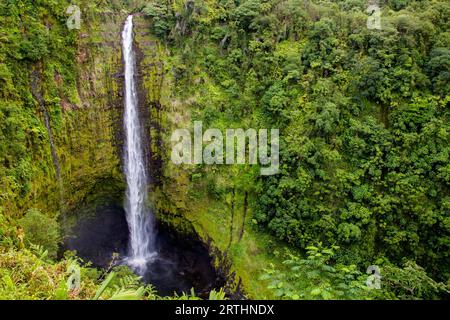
[
  {"left": 0, "top": 0, "right": 448, "bottom": 301},
  {"left": 63, "top": 13, "right": 226, "bottom": 297}
]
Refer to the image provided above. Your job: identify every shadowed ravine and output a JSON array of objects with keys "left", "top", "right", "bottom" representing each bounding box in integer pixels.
[{"left": 63, "top": 203, "right": 224, "bottom": 296}]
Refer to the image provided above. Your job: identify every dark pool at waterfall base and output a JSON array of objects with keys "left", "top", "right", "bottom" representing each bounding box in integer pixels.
[{"left": 62, "top": 204, "right": 225, "bottom": 296}]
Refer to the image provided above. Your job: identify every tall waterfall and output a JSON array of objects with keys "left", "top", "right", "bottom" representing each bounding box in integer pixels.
[{"left": 122, "top": 15, "right": 156, "bottom": 274}]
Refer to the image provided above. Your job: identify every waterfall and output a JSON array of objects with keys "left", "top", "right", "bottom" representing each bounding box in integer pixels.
[{"left": 122, "top": 15, "right": 156, "bottom": 274}]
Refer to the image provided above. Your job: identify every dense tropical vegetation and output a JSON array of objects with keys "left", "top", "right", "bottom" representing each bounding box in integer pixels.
[{"left": 0, "top": 0, "right": 449, "bottom": 300}]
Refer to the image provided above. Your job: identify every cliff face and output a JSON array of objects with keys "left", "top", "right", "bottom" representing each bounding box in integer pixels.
[
  {"left": 132, "top": 15, "right": 274, "bottom": 298},
  {"left": 133, "top": 15, "right": 190, "bottom": 229},
  {"left": 0, "top": 6, "right": 128, "bottom": 217},
  {"left": 0, "top": 2, "right": 201, "bottom": 240},
  {"left": 54, "top": 11, "right": 127, "bottom": 212}
]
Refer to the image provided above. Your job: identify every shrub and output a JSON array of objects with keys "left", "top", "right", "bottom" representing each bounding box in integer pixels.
[{"left": 18, "top": 209, "right": 60, "bottom": 259}]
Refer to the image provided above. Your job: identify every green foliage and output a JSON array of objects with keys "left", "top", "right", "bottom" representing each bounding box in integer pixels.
[
  {"left": 92, "top": 271, "right": 148, "bottom": 300},
  {"left": 261, "top": 244, "right": 370, "bottom": 299},
  {"left": 141, "top": 0, "right": 449, "bottom": 298},
  {"left": 261, "top": 245, "right": 449, "bottom": 300},
  {"left": 18, "top": 209, "right": 59, "bottom": 259},
  {"left": 376, "top": 261, "right": 450, "bottom": 300},
  {"left": 209, "top": 287, "right": 227, "bottom": 300},
  {"left": 143, "top": 2, "right": 173, "bottom": 38},
  {"left": 426, "top": 47, "right": 450, "bottom": 95},
  {"left": 0, "top": 244, "right": 98, "bottom": 299},
  {"left": 233, "top": 0, "right": 263, "bottom": 31}
]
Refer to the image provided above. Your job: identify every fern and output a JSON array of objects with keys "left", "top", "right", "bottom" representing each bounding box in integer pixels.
[
  {"left": 92, "top": 271, "right": 150, "bottom": 300},
  {"left": 108, "top": 286, "right": 146, "bottom": 300},
  {"left": 208, "top": 288, "right": 227, "bottom": 300},
  {"left": 93, "top": 272, "right": 116, "bottom": 300},
  {"left": 28, "top": 243, "right": 50, "bottom": 262}
]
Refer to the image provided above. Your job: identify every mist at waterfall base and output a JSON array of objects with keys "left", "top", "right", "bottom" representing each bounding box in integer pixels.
[{"left": 63, "top": 204, "right": 222, "bottom": 296}]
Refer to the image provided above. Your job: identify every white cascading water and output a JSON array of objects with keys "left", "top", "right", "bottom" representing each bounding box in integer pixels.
[{"left": 122, "top": 15, "right": 156, "bottom": 274}]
